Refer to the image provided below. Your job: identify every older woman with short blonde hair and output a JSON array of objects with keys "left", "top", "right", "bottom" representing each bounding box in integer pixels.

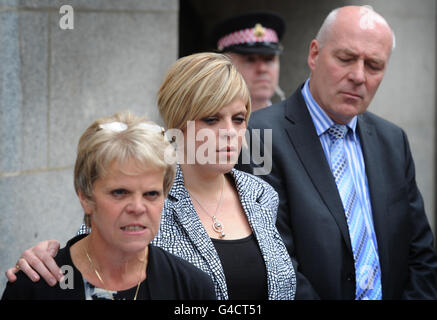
[
  {"left": 2, "top": 111, "right": 215, "bottom": 300},
  {"left": 74, "top": 111, "right": 175, "bottom": 228}
]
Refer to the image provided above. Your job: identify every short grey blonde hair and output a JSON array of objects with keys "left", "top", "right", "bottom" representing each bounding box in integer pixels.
[
  {"left": 74, "top": 111, "right": 176, "bottom": 227},
  {"left": 157, "top": 52, "right": 251, "bottom": 130}
]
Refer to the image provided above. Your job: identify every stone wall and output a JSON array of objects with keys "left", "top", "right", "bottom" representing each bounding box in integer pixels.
[{"left": 0, "top": 0, "right": 178, "bottom": 293}]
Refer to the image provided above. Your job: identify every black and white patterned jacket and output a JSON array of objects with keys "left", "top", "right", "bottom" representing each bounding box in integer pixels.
[{"left": 152, "top": 166, "right": 296, "bottom": 300}]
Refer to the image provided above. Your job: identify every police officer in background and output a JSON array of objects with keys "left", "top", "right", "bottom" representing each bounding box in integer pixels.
[{"left": 211, "top": 12, "right": 286, "bottom": 111}]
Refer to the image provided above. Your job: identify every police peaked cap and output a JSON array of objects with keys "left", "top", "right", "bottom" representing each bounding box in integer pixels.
[{"left": 211, "top": 11, "right": 285, "bottom": 55}]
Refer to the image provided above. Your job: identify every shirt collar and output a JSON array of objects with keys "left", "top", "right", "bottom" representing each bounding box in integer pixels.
[{"left": 301, "top": 78, "right": 357, "bottom": 136}]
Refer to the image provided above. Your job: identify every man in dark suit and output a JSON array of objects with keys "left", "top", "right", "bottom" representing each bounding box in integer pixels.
[{"left": 238, "top": 5, "right": 437, "bottom": 299}]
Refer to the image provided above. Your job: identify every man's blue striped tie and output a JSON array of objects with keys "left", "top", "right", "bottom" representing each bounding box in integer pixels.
[{"left": 328, "top": 124, "right": 382, "bottom": 300}]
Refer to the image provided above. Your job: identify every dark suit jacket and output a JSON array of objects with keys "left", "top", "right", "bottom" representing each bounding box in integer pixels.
[
  {"left": 236, "top": 85, "right": 437, "bottom": 299},
  {"left": 2, "top": 235, "right": 216, "bottom": 300}
]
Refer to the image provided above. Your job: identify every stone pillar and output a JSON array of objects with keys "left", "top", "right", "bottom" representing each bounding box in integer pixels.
[{"left": 0, "top": 0, "right": 178, "bottom": 293}]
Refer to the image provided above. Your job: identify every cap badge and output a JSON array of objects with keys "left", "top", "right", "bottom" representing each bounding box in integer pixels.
[{"left": 253, "top": 23, "right": 266, "bottom": 38}]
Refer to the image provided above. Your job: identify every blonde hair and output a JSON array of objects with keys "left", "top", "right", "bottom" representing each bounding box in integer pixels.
[
  {"left": 74, "top": 111, "right": 176, "bottom": 227},
  {"left": 157, "top": 52, "right": 251, "bottom": 130}
]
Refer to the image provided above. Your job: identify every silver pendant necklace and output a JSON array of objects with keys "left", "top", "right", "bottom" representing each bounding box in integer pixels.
[{"left": 188, "top": 176, "right": 226, "bottom": 238}]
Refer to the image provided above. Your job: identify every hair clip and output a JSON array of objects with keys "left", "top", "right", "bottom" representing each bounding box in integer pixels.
[
  {"left": 98, "top": 121, "right": 165, "bottom": 136},
  {"left": 99, "top": 122, "right": 128, "bottom": 132},
  {"left": 138, "top": 123, "right": 164, "bottom": 134}
]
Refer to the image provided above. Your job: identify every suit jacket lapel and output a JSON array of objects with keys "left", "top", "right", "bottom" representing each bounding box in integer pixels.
[
  {"left": 167, "top": 167, "right": 229, "bottom": 298},
  {"left": 356, "top": 114, "right": 390, "bottom": 295},
  {"left": 283, "top": 90, "right": 353, "bottom": 252},
  {"left": 231, "top": 169, "right": 281, "bottom": 299}
]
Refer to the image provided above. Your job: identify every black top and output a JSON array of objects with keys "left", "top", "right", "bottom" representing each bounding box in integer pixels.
[
  {"left": 2, "top": 234, "right": 216, "bottom": 300},
  {"left": 212, "top": 233, "right": 268, "bottom": 300}
]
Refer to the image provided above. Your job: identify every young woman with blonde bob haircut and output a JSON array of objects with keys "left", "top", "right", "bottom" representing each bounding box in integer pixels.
[
  {"left": 2, "top": 111, "right": 215, "bottom": 300},
  {"left": 152, "top": 52, "right": 296, "bottom": 300}
]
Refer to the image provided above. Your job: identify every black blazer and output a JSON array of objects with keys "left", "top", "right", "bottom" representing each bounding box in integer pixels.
[
  {"left": 237, "top": 85, "right": 437, "bottom": 299},
  {"left": 2, "top": 235, "right": 216, "bottom": 300}
]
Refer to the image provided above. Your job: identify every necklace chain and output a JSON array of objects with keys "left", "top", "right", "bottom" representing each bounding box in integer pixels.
[
  {"left": 84, "top": 245, "right": 148, "bottom": 300},
  {"left": 188, "top": 176, "right": 226, "bottom": 238}
]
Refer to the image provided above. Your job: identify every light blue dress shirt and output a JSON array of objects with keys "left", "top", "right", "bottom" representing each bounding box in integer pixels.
[{"left": 301, "top": 78, "right": 380, "bottom": 253}]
